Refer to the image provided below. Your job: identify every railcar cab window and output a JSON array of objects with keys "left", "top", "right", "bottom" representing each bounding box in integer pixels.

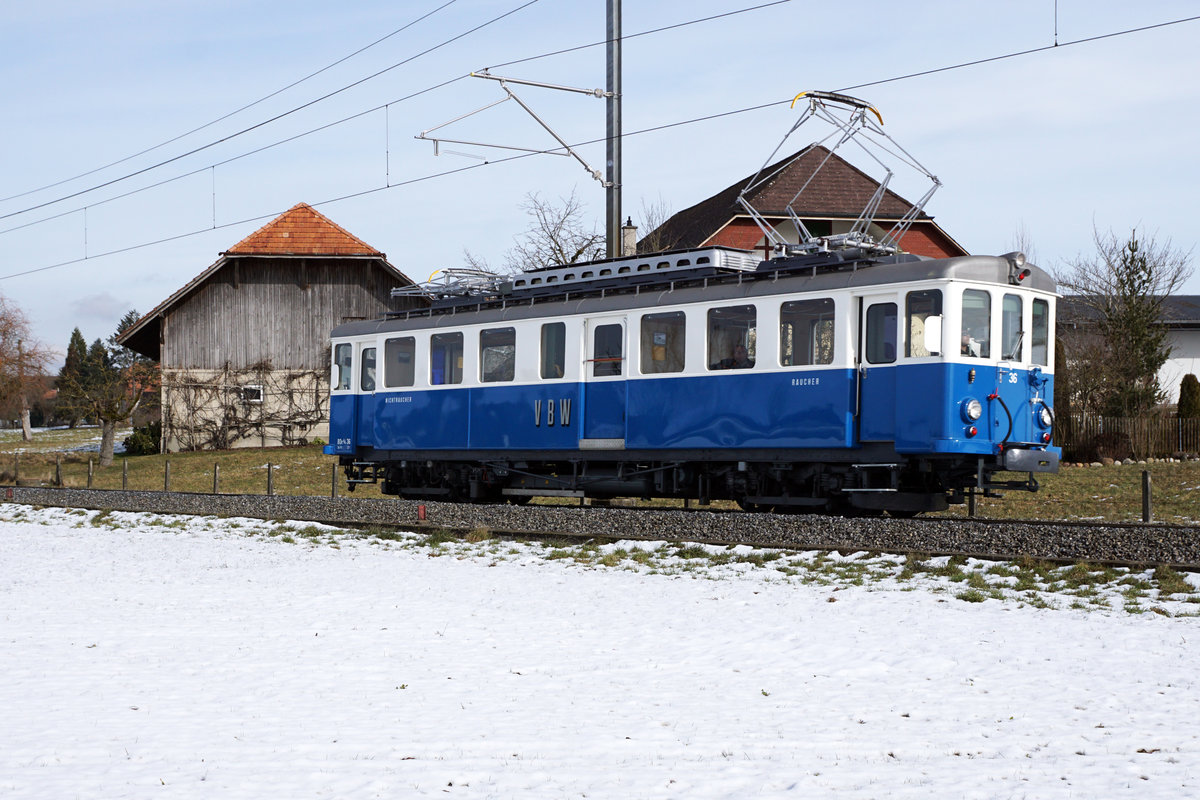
[
  {"left": 905, "top": 290, "right": 942, "bottom": 357},
  {"left": 333, "top": 343, "right": 352, "bottom": 391},
  {"left": 1032, "top": 298, "right": 1050, "bottom": 366},
  {"left": 866, "top": 303, "right": 898, "bottom": 364},
  {"left": 480, "top": 327, "right": 515, "bottom": 383},
  {"left": 541, "top": 322, "right": 566, "bottom": 379},
  {"left": 707, "top": 305, "right": 756, "bottom": 370},
  {"left": 592, "top": 324, "right": 623, "bottom": 377},
  {"left": 641, "top": 312, "right": 686, "bottom": 374},
  {"left": 780, "top": 298, "right": 835, "bottom": 366},
  {"left": 384, "top": 337, "right": 415, "bottom": 388},
  {"left": 961, "top": 290, "right": 991, "bottom": 358},
  {"left": 1002, "top": 294, "right": 1023, "bottom": 361},
  {"left": 430, "top": 332, "right": 463, "bottom": 385},
  {"left": 360, "top": 347, "right": 376, "bottom": 392}
]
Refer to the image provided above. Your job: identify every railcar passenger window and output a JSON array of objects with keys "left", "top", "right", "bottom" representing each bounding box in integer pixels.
[
  {"left": 866, "top": 303, "right": 898, "bottom": 364},
  {"left": 480, "top": 327, "right": 515, "bottom": 383},
  {"left": 333, "top": 343, "right": 352, "bottom": 391},
  {"left": 430, "top": 332, "right": 463, "bottom": 385},
  {"left": 707, "top": 305, "right": 756, "bottom": 370},
  {"left": 360, "top": 347, "right": 376, "bottom": 392},
  {"left": 906, "top": 290, "right": 942, "bottom": 357},
  {"left": 592, "top": 324, "right": 623, "bottom": 377},
  {"left": 961, "top": 290, "right": 991, "bottom": 358},
  {"left": 384, "top": 337, "right": 415, "bottom": 388},
  {"left": 780, "top": 298, "right": 835, "bottom": 366},
  {"left": 640, "top": 312, "right": 686, "bottom": 374},
  {"left": 541, "top": 322, "right": 566, "bottom": 379},
  {"left": 1032, "top": 299, "right": 1050, "bottom": 366},
  {"left": 1002, "top": 294, "right": 1023, "bottom": 361}
]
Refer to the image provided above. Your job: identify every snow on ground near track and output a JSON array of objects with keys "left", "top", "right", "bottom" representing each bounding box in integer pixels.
[{"left": 1, "top": 506, "right": 1198, "bottom": 799}]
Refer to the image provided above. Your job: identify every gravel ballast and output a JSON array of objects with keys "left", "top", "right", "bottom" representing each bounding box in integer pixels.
[{"left": 5, "top": 486, "right": 1199, "bottom": 568}]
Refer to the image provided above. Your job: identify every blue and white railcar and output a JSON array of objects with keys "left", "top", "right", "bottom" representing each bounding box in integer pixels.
[{"left": 326, "top": 245, "right": 1058, "bottom": 514}]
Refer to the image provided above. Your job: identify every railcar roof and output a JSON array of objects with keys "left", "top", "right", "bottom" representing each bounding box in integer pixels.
[{"left": 333, "top": 252, "right": 1055, "bottom": 338}]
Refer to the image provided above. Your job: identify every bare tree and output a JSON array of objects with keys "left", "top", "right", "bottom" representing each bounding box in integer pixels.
[
  {"left": 1008, "top": 220, "right": 1038, "bottom": 265},
  {"left": 0, "top": 295, "right": 51, "bottom": 441},
  {"left": 502, "top": 189, "right": 603, "bottom": 272},
  {"left": 1055, "top": 227, "right": 1194, "bottom": 417},
  {"left": 634, "top": 194, "right": 679, "bottom": 254}
]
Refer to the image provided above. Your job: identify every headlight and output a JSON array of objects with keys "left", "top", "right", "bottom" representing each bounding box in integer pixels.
[
  {"left": 1038, "top": 405, "right": 1053, "bottom": 428},
  {"left": 961, "top": 398, "right": 983, "bottom": 422}
]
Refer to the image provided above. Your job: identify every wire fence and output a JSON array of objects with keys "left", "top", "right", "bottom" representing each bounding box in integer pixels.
[{"left": 1057, "top": 415, "right": 1200, "bottom": 461}]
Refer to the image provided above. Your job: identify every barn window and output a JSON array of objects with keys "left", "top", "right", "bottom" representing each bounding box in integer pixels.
[
  {"left": 333, "top": 344, "right": 353, "bottom": 391},
  {"left": 541, "top": 322, "right": 566, "bottom": 379},
  {"left": 241, "top": 385, "right": 263, "bottom": 404},
  {"left": 430, "top": 333, "right": 463, "bottom": 385},
  {"left": 640, "top": 311, "right": 685, "bottom": 374},
  {"left": 360, "top": 347, "right": 376, "bottom": 392},
  {"left": 707, "top": 305, "right": 756, "bottom": 370},
  {"left": 906, "top": 290, "right": 942, "bottom": 358},
  {"left": 384, "top": 337, "right": 415, "bottom": 388},
  {"left": 480, "top": 327, "right": 516, "bottom": 383},
  {"left": 780, "top": 298, "right": 835, "bottom": 366}
]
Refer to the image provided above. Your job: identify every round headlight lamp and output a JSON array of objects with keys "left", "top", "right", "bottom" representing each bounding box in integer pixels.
[
  {"left": 1038, "top": 406, "right": 1053, "bottom": 428},
  {"left": 961, "top": 398, "right": 983, "bottom": 423}
]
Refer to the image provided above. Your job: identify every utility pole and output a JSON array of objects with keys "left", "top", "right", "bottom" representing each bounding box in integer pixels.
[{"left": 605, "top": 0, "right": 622, "bottom": 258}]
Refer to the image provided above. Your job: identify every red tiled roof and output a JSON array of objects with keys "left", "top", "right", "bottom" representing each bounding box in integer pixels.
[{"left": 224, "top": 202, "right": 384, "bottom": 257}]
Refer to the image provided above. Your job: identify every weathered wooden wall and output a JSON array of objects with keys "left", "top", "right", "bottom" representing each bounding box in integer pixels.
[{"left": 162, "top": 257, "right": 399, "bottom": 370}]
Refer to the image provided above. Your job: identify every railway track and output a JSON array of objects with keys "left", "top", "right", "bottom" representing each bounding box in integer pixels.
[{"left": 5, "top": 485, "right": 1199, "bottom": 570}]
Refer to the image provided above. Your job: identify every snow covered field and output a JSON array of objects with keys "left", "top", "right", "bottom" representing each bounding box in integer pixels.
[{"left": 1, "top": 505, "right": 1198, "bottom": 799}]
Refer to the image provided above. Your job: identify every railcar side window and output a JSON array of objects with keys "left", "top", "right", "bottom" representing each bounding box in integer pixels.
[
  {"left": 360, "top": 347, "right": 376, "bottom": 392},
  {"left": 592, "top": 324, "right": 623, "bottom": 377},
  {"left": 780, "top": 298, "right": 835, "bottom": 366},
  {"left": 480, "top": 327, "right": 515, "bottom": 383},
  {"left": 1002, "top": 294, "right": 1023, "bottom": 361},
  {"left": 961, "top": 290, "right": 991, "bottom": 358},
  {"left": 384, "top": 337, "right": 415, "bottom": 388},
  {"left": 707, "top": 305, "right": 756, "bottom": 370},
  {"left": 866, "top": 303, "right": 898, "bottom": 364},
  {"left": 640, "top": 312, "right": 686, "bottom": 374},
  {"left": 541, "top": 322, "right": 566, "bottom": 379},
  {"left": 905, "top": 290, "right": 942, "bottom": 357},
  {"left": 430, "top": 332, "right": 463, "bottom": 385},
  {"left": 1032, "top": 298, "right": 1050, "bottom": 366},
  {"left": 333, "top": 343, "right": 352, "bottom": 391}
]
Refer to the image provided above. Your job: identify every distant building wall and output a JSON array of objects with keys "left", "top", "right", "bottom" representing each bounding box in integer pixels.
[
  {"left": 161, "top": 367, "right": 329, "bottom": 452},
  {"left": 1161, "top": 330, "right": 1200, "bottom": 404}
]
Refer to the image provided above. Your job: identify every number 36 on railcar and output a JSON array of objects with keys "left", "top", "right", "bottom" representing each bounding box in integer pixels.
[{"left": 325, "top": 246, "right": 1059, "bottom": 515}]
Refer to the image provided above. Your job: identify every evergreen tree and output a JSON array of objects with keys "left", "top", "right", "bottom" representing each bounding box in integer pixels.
[
  {"left": 55, "top": 328, "right": 88, "bottom": 427},
  {"left": 1179, "top": 374, "right": 1200, "bottom": 419}
]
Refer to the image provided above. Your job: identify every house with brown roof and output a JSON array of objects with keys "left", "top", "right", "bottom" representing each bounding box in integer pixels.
[
  {"left": 642, "top": 146, "right": 967, "bottom": 259},
  {"left": 118, "top": 203, "right": 417, "bottom": 452}
]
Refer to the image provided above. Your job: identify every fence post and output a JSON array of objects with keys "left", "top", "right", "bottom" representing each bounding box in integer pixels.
[
  {"left": 267, "top": 462, "right": 274, "bottom": 496},
  {"left": 88, "top": 459, "right": 94, "bottom": 489},
  {"left": 331, "top": 463, "right": 338, "bottom": 498},
  {"left": 213, "top": 463, "right": 220, "bottom": 494},
  {"left": 55, "top": 454, "right": 62, "bottom": 487},
  {"left": 122, "top": 459, "right": 128, "bottom": 490},
  {"left": 1142, "top": 470, "right": 1152, "bottom": 523},
  {"left": 13, "top": 454, "right": 18, "bottom": 486},
  {"left": 164, "top": 461, "right": 171, "bottom": 493}
]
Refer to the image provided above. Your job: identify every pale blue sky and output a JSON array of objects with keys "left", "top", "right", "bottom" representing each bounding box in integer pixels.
[{"left": 2, "top": 0, "right": 1198, "bottom": 363}]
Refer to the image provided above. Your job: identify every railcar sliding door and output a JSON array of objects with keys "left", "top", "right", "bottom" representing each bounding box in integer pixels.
[
  {"left": 857, "top": 296, "right": 898, "bottom": 442},
  {"left": 581, "top": 316, "right": 627, "bottom": 447}
]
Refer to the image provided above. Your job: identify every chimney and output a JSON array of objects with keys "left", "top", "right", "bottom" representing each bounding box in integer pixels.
[{"left": 621, "top": 217, "right": 637, "bottom": 256}]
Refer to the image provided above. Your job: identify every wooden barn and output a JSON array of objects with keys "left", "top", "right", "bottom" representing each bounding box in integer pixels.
[
  {"left": 642, "top": 146, "right": 967, "bottom": 259},
  {"left": 118, "top": 203, "right": 416, "bottom": 452}
]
